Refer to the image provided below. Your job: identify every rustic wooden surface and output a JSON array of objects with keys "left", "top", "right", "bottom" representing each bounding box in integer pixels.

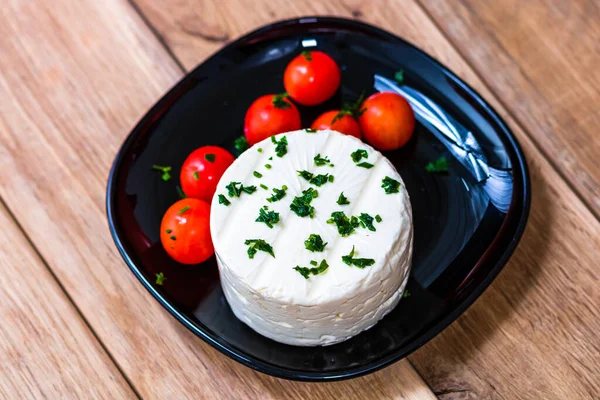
[
  {"left": 0, "top": 0, "right": 598, "bottom": 399},
  {"left": 0, "top": 202, "right": 135, "bottom": 399}
]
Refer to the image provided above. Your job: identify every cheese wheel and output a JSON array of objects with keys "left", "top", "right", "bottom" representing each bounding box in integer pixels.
[{"left": 210, "top": 130, "right": 413, "bottom": 346}]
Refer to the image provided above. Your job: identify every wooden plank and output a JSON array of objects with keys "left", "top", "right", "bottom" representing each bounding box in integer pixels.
[
  {"left": 0, "top": 0, "right": 434, "bottom": 398},
  {"left": 127, "top": 0, "right": 600, "bottom": 398},
  {"left": 0, "top": 203, "right": 136, "bottom": 399},
  {"left": 417, "top": 0, "right": 600, "bottom": 218}
]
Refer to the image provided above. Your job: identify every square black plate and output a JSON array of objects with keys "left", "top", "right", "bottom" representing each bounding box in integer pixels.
[{"left": 106, "top": 17, "right": 530, "bottom": 381}]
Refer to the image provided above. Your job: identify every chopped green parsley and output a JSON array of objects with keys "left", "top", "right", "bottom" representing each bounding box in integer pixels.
[
  {"left": 218, "top": 194, "right": 230, "bottom": 206},
  {"left": 155, "top": 272, "right": 166, "bottom": 285},
  {"left": 178, "top": 205, "right": 191, "bottom": 215},
  {"left": 314, "top": 153, "right": 330, "bottom": 166},
  {"left": 193, "top": 171, "right": 200, "bottom": 180},
  {"left": 265, "top": 164, "right": 272, "bottom": 169},
  {"left": 327, "top": 211, "right": 359, "bottom": 237},
  {"left": 425, "top": 156, "right": 449, "bottom": 173},
  {"left": 301, "top": 50, "right": 312, "bottom": 61},
  {"left": 152, "top": 165, "right": 172, "bottom": 181},
  {"left": 234, "top": 136, "right": 250, "bottom": 154},
  {"left": 290, "top": 188, "right": 318, "bottom": 218},
  {"left": 310, "top": 260, "right": 318, "bottom": 266},
  {"left": 266, "top": 185, "right": 288, "bottom": 203},
  {"left": 381, "top": 176, "right": 401, "bottom": 194},
  {"left": 255, "top": 208, "right": 279, "bottom": 228},
  {"left": 271, "top": 135, "right": 288, "bottom": 157},
  {"left": 350, "top": 149, "right": 368, "bottom": 163},
  {"left": 403, "top": 290, "right": 411, "bottom": 298},
  {"left": 245, "top": 239, "right": 275, "bottom": 259},
  {"left": 204, "top": 153, "right": 216, "bottom": 163},
  {"left": 356, "top": 162, "right": 374, "bottom": 169},
  {"left": 341, "top": 246, "right": 375, "bottom": 268},
  {"left": 394, "top": 69, "right": 404, "bottom": 85},
  {"left": 305, "top": 128, "right": 317, "bottom": 133},
  {"left": 260, "top": 184, "right": 268, "bottom": 190},
  {"left": 337, "top": 192, "right": 350, "bottom": 205},
  {"left": 226, "top": 182, "right": 256, "bottom": 197},
  {"left": 304, "top": 234, "right": 327, "bottom": 252},
  {"left": 253, "top": 171, "right": 262, "bottom": 178},
  {"left": 375, "top": 214, "right": 382, "bottom": 223},
  {"left": 358, "top": 213, "right": 376, "bottom": 231},
  {"left": 294, "top": 260, "right": 329, "bottom": 279}
]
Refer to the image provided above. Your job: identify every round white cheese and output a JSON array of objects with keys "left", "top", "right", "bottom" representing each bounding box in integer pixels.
[{"left": 210, "top": 129, "right": 413, "bottom": 346}]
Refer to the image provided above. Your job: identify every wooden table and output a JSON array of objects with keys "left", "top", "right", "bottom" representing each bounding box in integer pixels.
[{"left": 1, "top": 1, "right": 598, "bottom": 398}]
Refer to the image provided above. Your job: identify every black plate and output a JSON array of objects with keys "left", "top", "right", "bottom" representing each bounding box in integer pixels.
[{"left": 106, "top": 17, "right": 530, "bottom": 381}]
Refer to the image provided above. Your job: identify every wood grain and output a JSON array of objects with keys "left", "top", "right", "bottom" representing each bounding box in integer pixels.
[
  {"left": 417, "top": 0, "right": 600, "bottom": 218},
  {"left": 0, "top": 202, "right": 135, "bottom": 399},
  {"left": 127, "top": 0, "right": 600, "bottom": 398},
  {"left": 0, "top": 0, "right": 435, "bottom": 398}
]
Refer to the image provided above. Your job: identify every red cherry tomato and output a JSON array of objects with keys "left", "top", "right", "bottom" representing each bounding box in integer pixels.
[
  {"left": 244, "top": 94, "right": 301, "bottom": 145},
  {"left": 358, "top": 92, "right": 415, "bottom": 150},
  {"left": 311, "top": 110, "right": 361, "bottom": 139},
  {"left": 180, "top": 146, "right": 234, "bottom": 202},
  {"left": 284, "top": 50, "right": 341, "bottom": 106},
  {"left": 160, "top": 198, "right": 213, "bottom": 264}
]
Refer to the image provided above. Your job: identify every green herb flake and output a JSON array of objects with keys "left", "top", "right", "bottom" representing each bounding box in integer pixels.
[
  {"left": 341, "top": 246, "right": 375, "bottom": 268},
  {"left": 310, "top": 173, "right": 331, "bottom": 187},
  {"left": 294, "top": 260, "right": 329, "bottom": 280},
  {"left": 350, "top": 149, "right": 368, "bottom": 163},
  {"left": 253, "top": 171, "right": 263, "bottom": 178},
  {"left": 337, "top": 192, "right": 350, "bottom": 205},
  {"left": 327, "top": 211, "right": 359, "bottom": 237},
  {"left": 265, "top": 164, "right": 272, "bottom": 169},
  {"left": 375, "top": 214, "right": 382, "bottom": 223},
  {"left": 298, "top": 170, "right": 314, "bottom": 181},
  {"left": 357, "top": 162, "right": 374, "bottom": 169},
  {"left": 155, "top": 272, "right": 166, "bottom": 285},
  {"left": 226, "top": 182, "right": 256, "bottom": 197},
  {"left": 257, "top": 148, "right": 263, "bottom": 153},
  {"left": 176, "top": 185, "right": 187, "bottom": 199},
  {"left": 314, "top": 153, "right": 330, "bottom": 166},
  {"left": 381, "top": 176, "right": 401, "bottom": 194},
  {"left": 268, "top": 156, "right": 273, "bottom": 160},
  {"left": 192, "top": 171, "right": 200, "bottom": 181},
  {"left": 267, "top": 185, "right": 287, "bottom": 203},
  {"left": 245, "top": 239, "right": 275, "bottom": 259},
  {"left": 403, "top": 290, "right": 411, "bottom": 298},
  {"left": 170, "top": 235, "right": 176, "bottom": 241},
  {"left": 226, "top": 181, "right": 242, "bottom": 197},
  {"left": 304, "top": 234, "right": 327, "bottom": 252},
  {"left": 178, "top": 205, "right": 191, "bottom": 215},
  {"left": 234, "top": 136, "right": 250, "bottom": 154},
  {"left": 310, "top": 260, "right": 318, "bottom": 266},
  {"left": 165, "top": 229, "right": 172, "bottom": 234},
  {"left": 394, "top": 69, "right": 405, "bottom": 85},
  {"left": 272, "top": 93, "right": 291, "bottom": 110},
  {"left": 256, "top": 208, "right": 280, "bottom": 228},
  {"left": 358, "top": 213, "right": 376, "bottom": 231},
  {"left": 272, "top": 135, "right": 288, "bottom": 157},
  {"left": 260, "top": 184, "right": 269, "bottom": 190},
  {"left": 152, "top": 165, "right": 172, "bottom": 181},
  {"left": 218, "top": 194, "right": 230, "bottom": 206},
  {"left": 305, "top": 128, "right": 317, "bottom": 133},
  {"left": 204, "top": 153, "right": 216, "bottom": 163},
  {"left": 242, "top": 185, "right": 257, "bottom": 194},
  {"left": 425, "top": 156, "right": 449, "bottom": 173},
  {"left": 290, "top": 187, "right": 318, "bottom": 218}
]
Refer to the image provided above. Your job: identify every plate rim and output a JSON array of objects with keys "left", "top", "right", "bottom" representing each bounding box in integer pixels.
[{"left": 106, "top": 16, "right": 531, "bottom": 381}]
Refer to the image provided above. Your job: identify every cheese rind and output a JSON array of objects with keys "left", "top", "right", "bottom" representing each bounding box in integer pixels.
[{"left": 210, "top": 130, "right": 412, "bottom": 346}]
